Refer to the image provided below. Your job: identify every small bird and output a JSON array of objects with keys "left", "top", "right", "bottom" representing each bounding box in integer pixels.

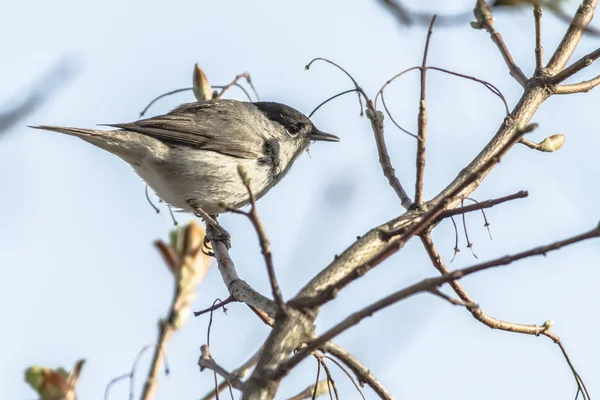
[{"left": 31, "top": 99, "right": 339, "bottom": 221}]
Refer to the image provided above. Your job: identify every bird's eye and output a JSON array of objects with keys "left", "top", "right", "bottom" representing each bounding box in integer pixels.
[
  {"left": 285, "top": 125, "right": 301, "bottom": 137},
  {"left": 285, "top": 123, "right": 308, "bottom": 138}
]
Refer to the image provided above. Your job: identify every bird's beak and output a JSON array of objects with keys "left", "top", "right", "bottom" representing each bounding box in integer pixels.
[{"left": 309, "top": 130, "right": 340, "bottom": 142}]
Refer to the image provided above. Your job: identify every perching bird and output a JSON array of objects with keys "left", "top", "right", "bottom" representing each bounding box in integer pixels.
[{"left": 31, "top": 99, "right": 339, "bottom": 219}]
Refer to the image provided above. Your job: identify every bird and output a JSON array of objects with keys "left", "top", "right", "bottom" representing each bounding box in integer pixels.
[{"left": 31, "top": 99, "right": 339, "bottom": 224}]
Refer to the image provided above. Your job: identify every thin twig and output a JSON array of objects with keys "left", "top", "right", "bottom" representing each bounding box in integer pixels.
[
  {"left": 450, "top": 216, "right": 460, "bottom": 262},
  {"left": 215, "top": 72, "right": 260, "bottom": 101},
  {"left": 291, "top": 124, "right": 538, "bottom": 311},
  {"left": 380, "top": 89, "right": 418, "bottom": 138},
  {"left": 314, "top": 354, "right": 339, "bottom": 400},
  {"left": 278, "top": 223, "right": 600, "bottom": 378},
  {"left": 375, "top": 66, "right": 421, "bottom": 138},
  {"left": 200, "top": 348, "right": 263, "bottom": 400},
  {"left": 306, "top": 57, "right": 413, "bottom": 208},
  {"left": 312, "top": 357, "right": 322, "bottom": 400},
  {"left": 461, "top": 200, "right": 478, "bottom": 259},
  {"left": 198, "top": 345, "right": 245, "bottom": 391},
  {"left": 230, "top": 167, "right": 285, "bottom": 311},
  {"left": 465, "top": 197, "right": 493, "bottom": 239},
  {"left": 308, "top": 89, "right": 361, "bottom": 118},
  {"left": 207, "top": 298, "right": 225, "bottom": 348},
  {"left": 205, "top": 223, "right": 278, "bottom": 319},
  {"left": 213, "top": 371, "right": 220, "bottom": 400},
  {"left": 322, "top": 342, "right": 393, "bottom": 400},
  {"left": 375, "top": 65, "right": 510, "bottom": 133},
  {"left": 426, "top": 66, "right": 510, "bottom": 116},
  {"left": 556, "top": 341, "right": 591, "bottom": 400},
  {"left": 305, "top": 58, "right": 367, "bottom": 115},
  {"left": 145, "top": 185, "right": 160, "bottom": 214},
  {"left": 473, "top": 0, "right": 528, "bottom": 86},
  {"left": 534, "top": 1, "right": 544, "bottom": 72},
  {"left": 415, "top": 16, "right": 436, "bottom": 206},
  {"left": 548, "top": 47, "right": 600, "bottom": 84},
  {"left": 546, "top": 0, "right": 599, "bottom": 74},
  {"left": 194, "top": 297, "right": 235, "bottom": 317},
  {"left": 554, "top": 74, "right": 600, "bottom": 93},
  {"left": 321, "top": 356, "right": 366, "bottom": 400},
  {"left": 429, "top": 287, "right": 478, "bottom": 307},
  {"left": 139, "top": 330, "right": 173, "bottom": 400},
  {"left": 550, "top": 47, "right": 600, "bottom": 84},
  {"left": 104, "top": 373, "right": 131, "bottom": 400},
  {"left": 420, "top": 233, "right": 591, "bottom": 400},
  {"left": 438, "top": 190, "right": 528, "bottom": 219},
  {"left": 366, "top": 98, "right": 414, "bottom": 209},
  {"left": 104, "top": 343, "right": 169, "bottom": 400},
  {"left": 139, "top": 80, "right": 257, "bottom": 118}
]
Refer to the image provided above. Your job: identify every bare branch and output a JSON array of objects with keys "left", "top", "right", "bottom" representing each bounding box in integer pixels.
[
  {"left": 306, "top": 57, "right": 413, "bottom": 208},
  {"left": 547, "top": 0, "right": 598, "bottom": 74},
  {"left": 139, "top": 324, "right": 174, "bottom": 400},
  {"left": 534, "top": 2, "right": 544, "bottom": 71},
  {"left": 201, "top": 348, "right": 262, "bottom": 400},
  {"left": 323, "top": 342, "right": 392, "bottom": 400},
  {"left": 427, "top": 66, "right": 510, "bottom": 115},
  {"left": 231, "top": 166, "right": 286, "bottom": 311},
  {"left": 278, "top": 224, "right": 599, "bottom": 379},
  {"left": 554, "top": 74, "right": 600, "bottom": 93},
  {"left": 308, "top": 89, "right": 361, "bottom": 118},
  {"left": 438, "top": 190, "right": 528, "bottom": 219},
  {"left": 419, "top": 233, "right": 591, "bottom": 399},
  {"left": 366, "top": 101, "right": 413, "bottom": 209},
  {"left": 314, "top": 354, "right": 339, "bottom": 400},
  {"left": 142, "top": 223, "right": 210, "bottom": 400},
  {"left": 429, "top": 287, "right": 478, "bottom": 307},
  {"left": 194, "top": 297, "right": 235, "bottom": 317},
  {"left": 472, "top": 0, "right": 528, "bottom": 86},
  {"left": 292, "top": 123, "right": 539, "bottom": 311},
  {"left": 550, "top": 47, "right": 600, "bottom": 83},
  {"left": 206, "top": 225, "right": 278, "bottom": 319},
  {"left": 415, "top": 16, "right": 436, "bottom": 206},
  {"left": 199, "top": 345, "right": 245, "bottom": 391},
  {"left": 215, "top": 72, "right": 259, "bottom": 101}
]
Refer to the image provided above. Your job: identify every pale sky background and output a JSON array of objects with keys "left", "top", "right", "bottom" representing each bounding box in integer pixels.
[{"left": 2, "top": 1, "right": 599, "bottom": 399}]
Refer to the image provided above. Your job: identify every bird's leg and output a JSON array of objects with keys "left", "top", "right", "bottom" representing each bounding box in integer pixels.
[{"left": 187, "top": 202, "right": 231, "bottom": 249}]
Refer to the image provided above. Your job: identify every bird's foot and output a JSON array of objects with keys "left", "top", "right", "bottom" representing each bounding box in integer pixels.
[{"left": 188, "top": 202, "right": 231, "bottom": 249}]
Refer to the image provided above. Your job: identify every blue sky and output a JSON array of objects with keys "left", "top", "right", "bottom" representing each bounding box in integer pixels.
[{"left": 2, "top": 0, "right": 599, "bottom": 399}]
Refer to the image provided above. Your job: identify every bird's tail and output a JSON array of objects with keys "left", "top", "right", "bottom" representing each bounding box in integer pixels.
[{"left": 29, "top": 125, "right": 165, "bottom": 164}]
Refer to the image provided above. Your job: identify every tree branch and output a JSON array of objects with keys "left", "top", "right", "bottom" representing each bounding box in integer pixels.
[
  {"left": 437, "top": 190, "right": 528, "bottom": 220},
  {"left": 207, "top": 225, "right": 278, "bottom": 319},
  {"left": 322, "top": 342, "right": 393, "bottom": 400},
  {"left": 546, "top": 0, "right": 598, "bottom": 74},
  {"left": 415, "top": 16, "right": 436, "bottom": 206},
  {"left": 419, "top": 232, "right": 591, "bottom": 399},
  {"left": 198, "top": 345, "right": 245, "bottom": 391},
  {"left": 306, "top": 58, "right": 413, "bottom": 209},
  {"left": 275, "top": 223, "right": 599, "bottom": 380},
  {"left": 200, "top": 347, "right": 263, "bottom": 400},
  {"left": 549, "top": 46, "right": 600, "bottom": 83},
  {"left": 534, "top": 1, "right": 544, "bottom": 72},
  {"left": 229, "top": 166, "right": 286, "bottom": 311},
  {"left": 473, "top": 0, "right": 528, "bottom": 86},
  {"left": 554, "top": 74, "right": 600, "bottom": 93}
]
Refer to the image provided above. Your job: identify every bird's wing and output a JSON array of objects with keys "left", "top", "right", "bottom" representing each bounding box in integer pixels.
[{"left": 103, "top": 101, "right": 264, "bottom": 159}]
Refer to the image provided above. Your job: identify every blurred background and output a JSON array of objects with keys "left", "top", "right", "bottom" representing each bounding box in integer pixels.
[{"left": 1, "top": 0, "right": 599, "bottom": 398}]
